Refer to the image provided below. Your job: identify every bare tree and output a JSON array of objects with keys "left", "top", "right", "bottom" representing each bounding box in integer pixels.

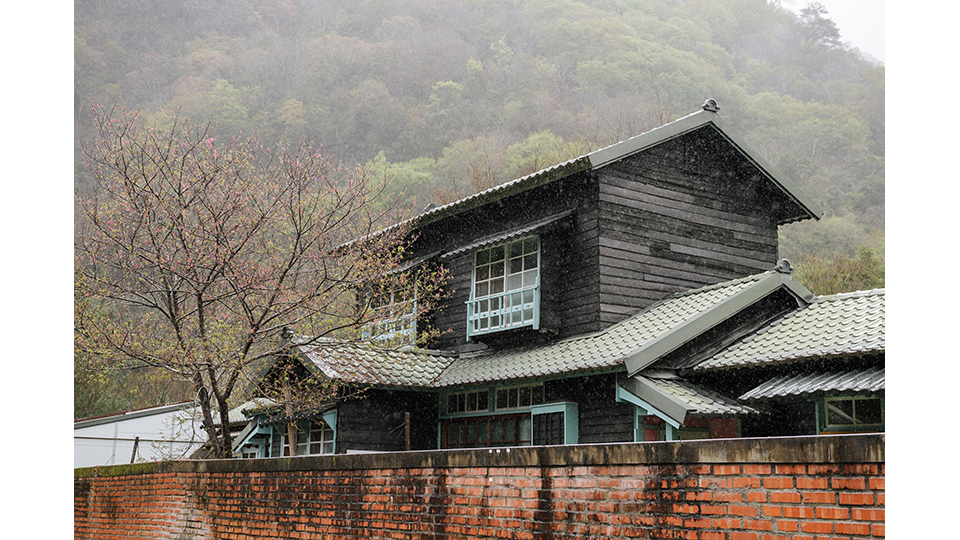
[{"left": 75, "top": 105, "right": 447, "bottom": 458}]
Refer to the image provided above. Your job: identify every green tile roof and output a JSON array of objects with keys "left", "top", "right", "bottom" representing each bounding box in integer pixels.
[
  {"left": 642, "top": 377, "right": 762, "bottom": 415},
  {"left": 433, "top": 272, "right": 771, "bottom": 388},
  {"left": 298, "top": 342, "right": 458, "bottom": 388},
  {"left": 693, "top": 288, "right": 885, "bottom": 372}
]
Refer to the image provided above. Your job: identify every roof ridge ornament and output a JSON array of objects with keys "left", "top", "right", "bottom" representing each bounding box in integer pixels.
[
  {"left": 773, "top": 259, "right": 794, "bottom": 274},
  {"left": 702, "top": 98, "right": 720, "bottom": 112}
]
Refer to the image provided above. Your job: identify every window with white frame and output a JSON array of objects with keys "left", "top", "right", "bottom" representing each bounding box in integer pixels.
[
  {"left": 468, "top": 236, "right": 540, "bottom": 337},
  {"left": 281, "top": 420, "right": 335, "bottom": 456},
  {"left": 363, "top": 283, "right": 417, "bottom": 344}
]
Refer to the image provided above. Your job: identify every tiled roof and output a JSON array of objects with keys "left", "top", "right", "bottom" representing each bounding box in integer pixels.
[
  {"left": 434, "top": 273, "right": 770, "bottom": 387},
  {"left": 298, "top": 342, "right": 458, "bottom": 388},
  {"left": 643, "top": 377, "right": 762, "bottom": 415},
  {"left": 739, "top": 368, "right": 885, "bottom": 400},
  {"left": 386, "top": 107, "right": 820, "bottom": 234},
  {"left": 694, "top": 289, "right": 885, "bottom": 372}
]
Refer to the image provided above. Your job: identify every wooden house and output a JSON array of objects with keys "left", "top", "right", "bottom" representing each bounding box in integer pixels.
[{"left": 229, "top": 101, "right": 884, "bottom": 458}]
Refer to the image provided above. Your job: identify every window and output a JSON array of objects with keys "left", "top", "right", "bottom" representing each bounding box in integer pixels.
[
  {"left": 281, "top": 420, "right": 335, "bottom": 456},
  {"left": 446, "top": 389, "right": 490, "bottom": 415},
  {"left": 444, "top": 414, "right": 533, "bottom": 449},
  {"left": 440, "top": 383, "right": 546, "bottom": 449},
  {"left": 468, "top": 236, "right": 540, "bottom": 337},
  {"left": 363, "top": 284, "right": 417, "bottom": 344},
  {"left": 495, "top": 384, "right": 544, "bottom": 410},
  {"left": 823, "top": 396, "right": 884, "bottom": 432}
]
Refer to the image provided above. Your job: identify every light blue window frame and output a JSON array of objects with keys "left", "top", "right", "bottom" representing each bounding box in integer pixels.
[{"left": 467, "top": 236, "right": 541, "bottom": 338}]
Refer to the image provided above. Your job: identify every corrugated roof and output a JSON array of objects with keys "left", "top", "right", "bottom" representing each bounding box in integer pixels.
[
  {"left": 298, "top": 343, "right": 458, "bottom": 388},
  {"left": 433, "top": 273, "right": 770, "bottom": 387},
  {"left": 739, "top": 368, "right": 885, "bottom": 400},
  {"left": 693, "top": 288, "right": 884, "bottom": 372}
]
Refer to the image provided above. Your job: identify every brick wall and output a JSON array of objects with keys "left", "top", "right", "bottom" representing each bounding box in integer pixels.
[{"left": 75, "top": 434, "right": 884, "bottom": 539}]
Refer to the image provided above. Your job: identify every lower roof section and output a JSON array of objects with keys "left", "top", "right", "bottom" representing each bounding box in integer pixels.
[{"left": 739, "top": 368, "right": 885, "bottom": 401}]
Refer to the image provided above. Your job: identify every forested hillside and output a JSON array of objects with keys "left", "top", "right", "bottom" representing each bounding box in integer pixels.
[{"left": 74, "top": 0, "right": 884, "bottom": 417}]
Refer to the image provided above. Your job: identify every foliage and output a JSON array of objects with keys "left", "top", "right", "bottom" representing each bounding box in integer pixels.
[
  {"left": 75, "top": 105, "right": 448, "bottom": 456},
  {"left": 792, "top": 247, "right": 885, "bottom": 296}
]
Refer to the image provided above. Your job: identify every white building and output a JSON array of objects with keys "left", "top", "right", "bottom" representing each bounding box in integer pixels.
[{"left": 74, "top": 402, "right": 206, "bottom": 468}]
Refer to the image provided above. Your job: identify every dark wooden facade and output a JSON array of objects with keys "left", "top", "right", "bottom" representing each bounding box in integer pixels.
[{"left": 416, "top": 124, "right": 788, "bottom": 351}]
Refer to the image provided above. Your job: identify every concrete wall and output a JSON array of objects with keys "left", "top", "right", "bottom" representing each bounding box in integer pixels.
[{"left": 75, "top": 434, "right": 884, "bottom": 539}]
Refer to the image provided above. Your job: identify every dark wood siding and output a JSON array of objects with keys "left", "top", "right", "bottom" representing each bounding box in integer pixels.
[
  {"left": 422, "top": 173, "right": 601, "bottom": 349},
  {"left": 335, "top": 389, "right": 438, "bottom": 453},
  {"left": 546, "top": 373, "right": 634, "bottom": 444},
  {"left": 595, "top": 131, "right": 780, "bottom": 327}
]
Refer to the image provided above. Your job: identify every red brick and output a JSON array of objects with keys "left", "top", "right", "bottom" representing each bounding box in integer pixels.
[
  {"left": 838, "top": 492, "right": 875, "bottom": 505},
  {"left": 795, "top": 477, "right": 829, "bottom": 490},
  {"left": 714, "top": 465, "right": 741, "bottom": 475},
  {"left": 744, "top": 519, "right": 774, "bottom": 531},
  {"left": 713, "top": 518, "right": 743, "bottom": 529},
  {"left": 870, "top": 477, "right": 885, "bottom": 490},
  {"left": 816, "top": 507, "right": 850, "bottom": 520},
  {"left": 763, "top": 477, "right": 794, "bottom": 489},
  {"left": 730, "top": 533, "right": 759, "bottom": 540},
  {"left": 852, "top": 508, "right": 885, "bottom": 521},
  {"left": 774, "top": 464, "right": 806, "bottom": 475},
  {"left": 801, "top": 521, "right": 834, "bottom": 534},
  {"left": 782, "top": 506, "right": 815, "bottom": 519},
  {"left": 832, "top": 477, "right": 867, "bottom": 490},
  {"left": 747, "top": 491, "right": 767, "bottom": 502},
  {"left": 802, "top": 491, "right": 836, "bottom": 504},
  {"left": 769, "top": 491, "right": 801, "bottom": 504},
  {"left": 762, "top": 505, "right": 782, "bottom": 517},
  {"left": 835, "top": 522, "right": 872, "bottom": 535},
  {"left": 743, "top": 464, "right": 772, "bottom": 475},
  {"left": 873, "top": 523, "right": 886, "bottom": 536},
  {"left": 777, "top": 519, "right": 799, "bottom": 532},
  {"left": 730, "top": 505, "right": 759, "bottom": 517}
]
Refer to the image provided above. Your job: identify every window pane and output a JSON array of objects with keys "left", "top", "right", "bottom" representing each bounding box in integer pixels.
[
  {"left": 510, "top": 257, "right": 523, "bottom": 274},
  {"left": 856, "top": 398, "right": 883, "bottom": 424},
  {"left": 491, "top": 262, "right": 504, "bottom": 278},
  {"left": 509, "top": 240, "right": 523, "bottom": 258},
  {"left": 476, "top": 250, "right": 489, "bottom": 265},
  {"left": 476, "top": 265, "right": 489, "bottom": 281},
  {"left": 519, "top": 416, "right": 532, "bottom": 445},
  {"left": 523, "top": 253, "right": 537, "bottom": 270},
  {"left": 490, "top": 245, "right": 504, "bottom": 262},
  {"left": 519, "top": 386, "right": 531, "bottom": 407},
  {"left": 476, "top": 283, "right": 489, "bottom": 298},
  {"left": 507, "top": 274, "right": 521, "bottom": 291},
  {"left": 524, "top": 238, "right": 538, "bottom": 254},
  {"left": 467, "top": 392, "right": 476, "bottom": 411},
  {"left": 827, "top": 399, "right": 855, "bottom": 425},
  {"left": 504, "top": 418, "right": 515, "bottom": 440},
  {"left": 478, "top": 391, "right": 488, "bottom": 411}
]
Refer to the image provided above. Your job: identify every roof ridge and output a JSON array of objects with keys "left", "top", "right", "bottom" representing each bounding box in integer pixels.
[
  {"left": 665, "top": 271, "right": 773, "bottom": 299},
  {"left": 813, "top": 288, "right": 885, "bottom": 302}
]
